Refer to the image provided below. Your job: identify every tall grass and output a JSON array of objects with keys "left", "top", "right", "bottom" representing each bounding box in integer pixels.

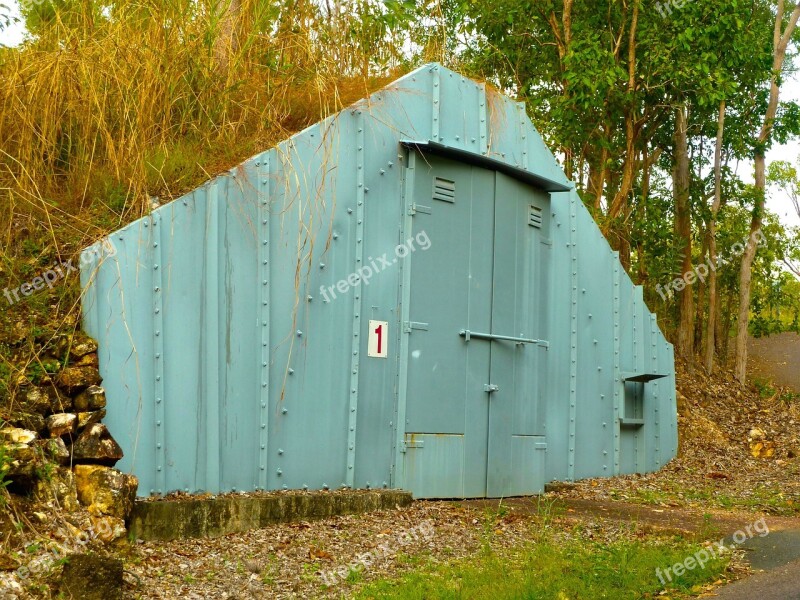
[
  {"left": 0, "top": 0, "right": 441, "bottom": 252},
  {"left": 0, "top": 0, "right": 450, "bottom": 399}
]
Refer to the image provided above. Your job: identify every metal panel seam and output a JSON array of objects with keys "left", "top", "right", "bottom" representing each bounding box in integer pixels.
[
  {"left": 346, "top": 110, "right": 365, "bottom": 488},
  {"left": 258, "top": 152, "right": 271, "bottom": 491},
  {"left": 518, "top": 102, "right": 529, "bottom": 171},
  {"left": 479, "top": 84, "right": 488, "bottom": 155},
  {"left": 567, "top": 195, "right": 577, "bottom": 481},
  {"left": 431, "top": 65, "right": 440, "bottom": 142},
  {"left": 393, "top": 150, "right": 416, "bottom": 490},
  {"left": 205, "top": 183, "right": 221, "bottom": 493},
  {"left": 613, "top": 254, "right": 621, "bottom": 475},
  {"left": 651, "top": 314, "right": 660, "bottom": 467},
  {"left": 152, "top": 214, "right": 165, "bottom": 494}
]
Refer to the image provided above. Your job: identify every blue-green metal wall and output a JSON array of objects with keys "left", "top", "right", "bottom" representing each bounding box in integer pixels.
[{"left": 80, "top": 63, "right": 677, "bottom": 498}]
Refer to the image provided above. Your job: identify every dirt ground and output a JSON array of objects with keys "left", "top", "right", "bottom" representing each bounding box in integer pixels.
[{"left": 748, "top": 332, "right": 800, "bottom": 390}]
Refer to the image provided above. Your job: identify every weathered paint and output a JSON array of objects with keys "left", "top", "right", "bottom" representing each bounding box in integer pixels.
[{"left": 80, "top": 63, "right": 678, "bottom": 499}]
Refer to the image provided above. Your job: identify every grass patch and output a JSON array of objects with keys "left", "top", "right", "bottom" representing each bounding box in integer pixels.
[{"left": 353, "top": 533, "right": 728, "bottom": 600}]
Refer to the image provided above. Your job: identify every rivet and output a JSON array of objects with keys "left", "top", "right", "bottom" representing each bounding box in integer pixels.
[{"left": 282, "top": 408, "right": 288, "bottom": 414}]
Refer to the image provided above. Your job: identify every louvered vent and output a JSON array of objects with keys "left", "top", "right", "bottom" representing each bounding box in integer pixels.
[
  {"left": 432, "top": 177, "right": 455, "bottom": 203},
  {"left": 528, "top": 205, "right": 543, "bottom": 228}
]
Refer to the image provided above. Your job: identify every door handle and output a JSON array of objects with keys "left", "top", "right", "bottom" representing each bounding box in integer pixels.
[{"left": 459, "top": 329, "right": 549, "bottom": 347}]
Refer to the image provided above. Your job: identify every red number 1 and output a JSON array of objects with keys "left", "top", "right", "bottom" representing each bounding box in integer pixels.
[{"left": 375, "top": 324, "right": 383, "bottom": 354}]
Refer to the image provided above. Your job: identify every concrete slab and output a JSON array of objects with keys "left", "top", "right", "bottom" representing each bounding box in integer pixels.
[{"left": 129, "top": 489, "right": 413, "bottom": 541}]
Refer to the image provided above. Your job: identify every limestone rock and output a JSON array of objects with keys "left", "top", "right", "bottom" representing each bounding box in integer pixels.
[
  {"left": 74, "top": 353, "right": 99, "bottom": 368},
  {"left": 0, "top": 427, "right": 40, "bottom": 479},
  {"left": 46, "top": 413, "right": 77, "bottom": 438},
  {"left": 67, "top": 336, "right": 98, "bottom": 361},
  {"left": 10, "top": 412, "right": 46, "bottom": 433},
  {"left": 56, "top": 366, "right": 101, "bottom": 394},
  {"left": 74, "top": 464, "right": 138, "bottom": 520},
  {"left": 46, "top": 386, "right": 73, "bottom": 413},
  {"left": 38, "top": 437, "right": 70, "bottom": 465},
  {"left": 76, "top": 410, "right": 106, "bottom": 431},
  {"left": 90, "top": 515, "right": 127, "bottom": 543},
  {"left": 73, "top": 385, "right": 106, "bottom": 412},
  {"left": 34, "top": 467, "right": 80, "bottom": 512},
  {"left": 0, "top": 426, "right": 37, "bottom": 445},
  {"left": 59, "top": 553, "right": 123, "bottom": 600},
  {"left": 18, "top": 386, "right": 50, "bottom": 415},
  {"left": 71, "top": 424, "right": 123, "bottom": 466}
]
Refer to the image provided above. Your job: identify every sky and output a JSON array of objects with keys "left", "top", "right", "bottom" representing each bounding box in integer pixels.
[{"left": 1, "top": 6, "right": 799, "bottom": 230}]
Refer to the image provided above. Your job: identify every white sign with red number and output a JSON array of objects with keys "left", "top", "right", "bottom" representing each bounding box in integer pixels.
[{"left": 368, "top": 320, "right": 388, "bottom": 358}]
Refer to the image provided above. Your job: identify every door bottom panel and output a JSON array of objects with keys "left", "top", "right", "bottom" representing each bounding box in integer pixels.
[{"left": 402, "top": 433, "right": 464, "bottom": 498}]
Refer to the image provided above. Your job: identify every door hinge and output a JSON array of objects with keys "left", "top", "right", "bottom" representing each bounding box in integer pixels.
[
  {"left": 400, "top": 439, "right": 424, "bottom": 453},
  {"left": 408, "top": 203, "right": 431, "bottom": 216},
  {"left": 403, "top": 321, "right": 429, "bottom": 333},
  {"left": 484, "top": 384, "right": 499, "bottom": 393}
]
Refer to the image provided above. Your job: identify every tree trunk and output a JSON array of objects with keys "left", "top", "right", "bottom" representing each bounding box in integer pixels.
[
  {"left": 214, "top": 0, "right": 242, "bottom": 73},
  {"left": 705, "top": 100, "right": 725, "bottom": 374},
  {"left": 734, "top": 0, "right": 800, "bottom": 383},
  {"left": 674, "top": 104, "right": 694, "bottom": 363},
  {"left": 722, "top": 291, "right": 734, "bottom": 362},
  {"left": 605, "top": 0, "right": 639, "bottom": 226}
]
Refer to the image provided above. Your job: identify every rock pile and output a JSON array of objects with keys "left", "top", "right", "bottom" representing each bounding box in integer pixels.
[{"left": 0, "top": 333, "right": 137, "bottom": 539}]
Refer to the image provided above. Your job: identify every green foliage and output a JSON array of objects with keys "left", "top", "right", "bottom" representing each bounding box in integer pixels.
[
  {"left": 0, "top": 443, "right": 12, "bottom": 506},
  {"left": 354, "top": 534, "right": 728, "bottom": 599}
]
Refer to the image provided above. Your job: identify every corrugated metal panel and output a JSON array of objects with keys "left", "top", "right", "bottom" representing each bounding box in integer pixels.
[{"left": 81, "top": 62, "right": 677, "bottom": 498}]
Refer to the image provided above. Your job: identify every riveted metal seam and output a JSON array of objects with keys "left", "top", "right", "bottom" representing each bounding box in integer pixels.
[
  {"left": 258, "top": 152, "right": 271, "bottom": 491},
  {"left": 518, "top": 102, "right": 529, "bottom": 171},
  {"left": 393, "top": 150, "right": 416, "bottom": 490},
  {"left": 613, "top": 253, "right": 621, "bottom": 476},
  {"left": 205, "top": 183, "right": 221, "bottom": 494},
  {"left": 478, "top": 84, "right": 488, "bottom": 155},
  {"left": 152, "top": 212, "right": 165, "bottom": 494},
  {"left": 567, "top": 195, "right": 578, "bottom": 481},
  {"left": 346, "top": 111, "right": 365, "bottom": 488},
  {"left": 651, "top": 314, "right": 660, "bottom": 467},
  {"left": 431, "top": 65, "right": 440, "bottom": 142}
]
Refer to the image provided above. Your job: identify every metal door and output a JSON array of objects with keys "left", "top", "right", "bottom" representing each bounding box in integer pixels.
[{"left": 400, "top": 152, "right": 547, "bottom": 498}]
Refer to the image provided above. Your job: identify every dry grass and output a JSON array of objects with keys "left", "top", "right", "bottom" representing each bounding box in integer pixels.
[{"left": 0, "top": 0, "right": 454, "bottom": 398}]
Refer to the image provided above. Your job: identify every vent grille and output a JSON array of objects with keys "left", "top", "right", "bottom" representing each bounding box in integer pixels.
[
  {"left": 528, "top": 205, "right": 543, "bottom": 228},
  {"left": 432, "top": 177, "right": 455, "bottom": 203}
]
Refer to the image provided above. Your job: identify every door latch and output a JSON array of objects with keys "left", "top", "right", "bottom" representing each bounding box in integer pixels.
[{"left": 484, "top": 384, "right": 499, "bottom": 393}]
